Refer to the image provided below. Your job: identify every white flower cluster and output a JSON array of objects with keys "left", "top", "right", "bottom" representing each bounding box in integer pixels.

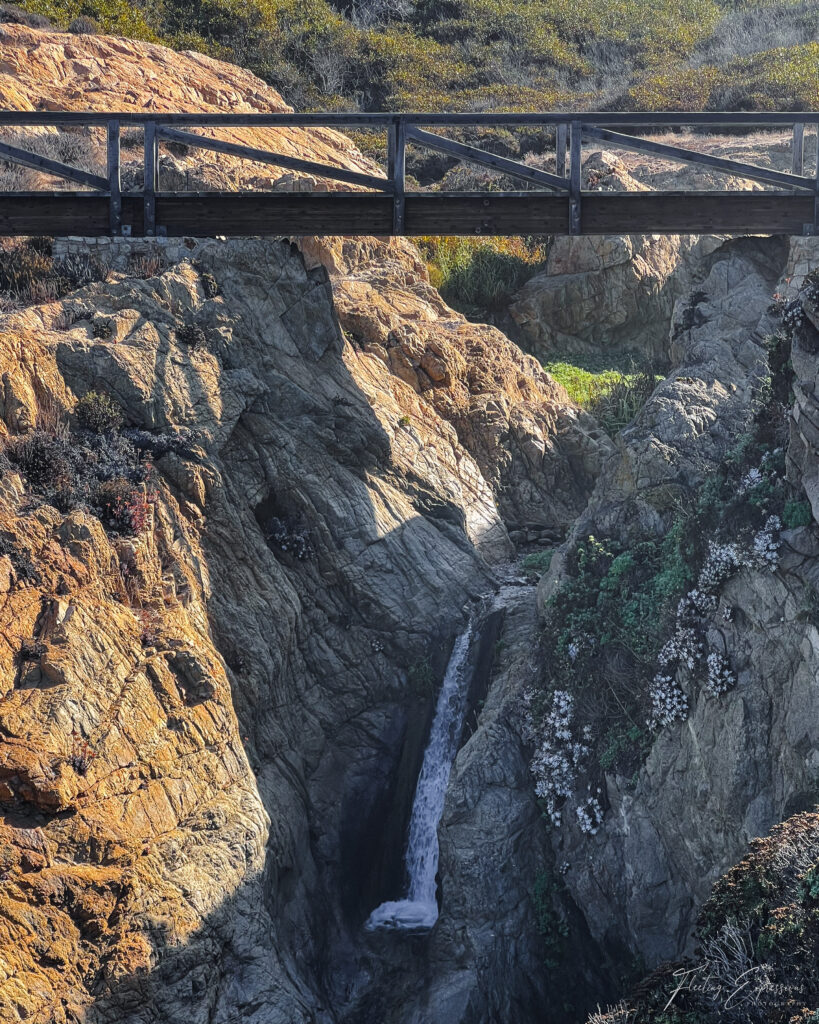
[
  {"left": 693, "top": 520, "right": 780, "bottom": 592},
  {"left": 750, "top": 515, "right": 781, "bottom": 570},
  {"left": 576, "top": 796, "right": 603, "bottom": 836},
  {"left": 738, "top": 466, "right": 763, "bottom": 494},
  {"left": 566, "top": 632, "right": 594, "bottom": 663},
  {"left": 529, "top": 689, "right": 589, "bottom": 828},
  {"left": 678, "top": 588, "right": 717, "bottom": 620},
  {"left": 648, "top": 672, "right": 689, "bottom": 728},
  {"left": 658, "top": 626, "right": 702, "bottom": 670},
  {"left": 783, "top": 298, "right": 806, "bottom": 333},
  {"left": 698, "top": 540, "right": 743, "bottom": 592},
  {"left": 705, "top": 651, "right": 736, "bottom": 696}
]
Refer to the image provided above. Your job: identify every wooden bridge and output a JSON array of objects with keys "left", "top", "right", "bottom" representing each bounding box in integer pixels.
[{"left": 0, "top": 111, "right": 817, "bottom": 238}]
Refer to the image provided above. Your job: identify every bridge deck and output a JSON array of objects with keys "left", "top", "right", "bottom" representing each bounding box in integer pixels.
[{"left": 0, "top": 112, "right": 816, "bottom": 238}]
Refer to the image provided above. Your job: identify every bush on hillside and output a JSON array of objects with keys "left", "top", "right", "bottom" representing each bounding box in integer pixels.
[
  {"left": 67, "top": 13, "right": 97, "bottom": 32},
  {"left": 595, "top": 813, "right": 819, "bottom": 1023},
  {"left": 0, "top": 2, "right": 50, "bottom": 26},
  {"left": 75, "top": 391, "right": 123, "bottom": 433},
  {"left": 418, "top": 235, "right": 549, "bottom": 317},
  {"left": 3, "top": 390, "right": 160, "bottom": 536},
  {"left": 544, "top": 357, "right": 661, "bottom": 435},
  {"left": 0, "top": 240, "right": 109, "bottom": 304}
]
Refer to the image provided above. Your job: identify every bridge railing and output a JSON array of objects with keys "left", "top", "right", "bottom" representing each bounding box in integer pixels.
[{"left": 0, "top": 111, "right": 816, "bottom": 237}]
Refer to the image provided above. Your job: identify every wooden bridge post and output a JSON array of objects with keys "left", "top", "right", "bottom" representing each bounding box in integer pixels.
[
  {"left": 569, "top": 120, "right": 582, "bottom": 235},
  {"left": 556, "top": 123, "right": 567, "bottom": 178},
  {"left": 144, "top": 121, "right": 157, "bottom": 237},
  {"left": 388, "top": 119, "right": 406, "bottom": 235},
  {"left": 107, "top": 120, "right": 121, "bottom": 237},
  {"left": 792, "top": 123, "right": 805, "bottom": 177},
  {"left": 814, "top": 128, "right": 819, "bottom": 235}
]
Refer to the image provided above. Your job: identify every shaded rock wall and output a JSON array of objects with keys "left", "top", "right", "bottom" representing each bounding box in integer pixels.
[
  {"left": 538, "top": 234, "right": 819, "bottom": 978},
  {"left": 0, "top": 205, "right": 604, "bottom": 1024}
]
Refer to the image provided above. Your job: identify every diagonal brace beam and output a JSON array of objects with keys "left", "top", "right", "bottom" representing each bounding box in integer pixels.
[
  {"left": 583, "top": 126, "right": 815, "bottom": 192},
  {"left": 0, "top": 138, "right": 108, "bottom": 190},
  {"left": 406, "top": 126, "right": 570, "bottom": 191},
  {"left": 156, "top": 126, "right": 390, "bottom": 192}
]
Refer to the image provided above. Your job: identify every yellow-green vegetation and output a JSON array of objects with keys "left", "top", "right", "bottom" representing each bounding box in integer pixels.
[
  {"left": 418, "top": 235, "right": 548, "bottom": 317},
  {"left": 632, "top": 41, "right": 819, "bottom": 110},
  {"left": 14, "top": 0, "right": 819, "bottom": 113},
  {"left": 15, "top": 0, "right": 158, "bottom": 39},
  {"left": 543, "top": 356, "right": 661, "bottom": 435}
]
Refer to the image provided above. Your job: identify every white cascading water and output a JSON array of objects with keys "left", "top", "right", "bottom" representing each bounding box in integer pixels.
[{"left": 366, "top": 621, "right": 475, "bottom": 932}]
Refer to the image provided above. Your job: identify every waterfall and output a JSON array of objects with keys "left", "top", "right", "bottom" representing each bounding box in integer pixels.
[{"left": 366, "top": 621, "right": 475, "bottom": 932}]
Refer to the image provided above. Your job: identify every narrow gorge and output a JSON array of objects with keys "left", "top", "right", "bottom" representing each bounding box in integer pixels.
[{"left": 0, "top": 17, "right": 819, "bottom": 1024}]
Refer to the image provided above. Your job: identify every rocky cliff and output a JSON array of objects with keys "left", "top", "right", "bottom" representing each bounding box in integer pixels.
[
  {"left": 531, "top": 229, "right": 819, "bottom": 1011},
  {"left": 2, "top": 18, "right": 819, "bottom": 1024},
  {"left": 0, "top": 22, "right": 609, "bottom": 1024}
]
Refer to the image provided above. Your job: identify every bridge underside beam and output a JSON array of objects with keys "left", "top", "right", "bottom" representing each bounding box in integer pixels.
[{"left": 0, "top": 190, "right": 814, "bottom": 236}]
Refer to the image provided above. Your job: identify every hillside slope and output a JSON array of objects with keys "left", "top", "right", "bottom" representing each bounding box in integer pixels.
[{"left": 11, "top": 0, "right": 819, "bottom": 112}]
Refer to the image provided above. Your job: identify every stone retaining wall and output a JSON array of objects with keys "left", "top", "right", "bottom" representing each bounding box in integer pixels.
[{"left": 52, "top": 235, "right": 214, "bottom": 270}]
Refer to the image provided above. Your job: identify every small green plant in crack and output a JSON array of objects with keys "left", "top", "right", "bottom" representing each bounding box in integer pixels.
[
  {"left": 532, "top": 868, "right": 569, "bottom": 971},
  {"left": 598, "top": 723, "right": 650, "bottom": 777},
  {"left": 784, "top": 499, "right": 813, "bottom": 529},
  {"left": 199, "top": 270, "right": 220, "bottom": 298},
  {"left": 520, "top": 548, "right": 553, "bottom": 582},
  {"left": 177, "top": 322, "right": 206, "bottom": 350},
  {"left": 92, "top": 318, "right": 114, "bottom": 340},
  {"left": 408, "top": 658, "right": 435, "bottom": 696}
]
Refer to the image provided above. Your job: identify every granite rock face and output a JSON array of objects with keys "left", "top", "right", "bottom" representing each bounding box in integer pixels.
[
  {"left": 5, "top": 19, "right": 819, "bottom": 1024},
  {"left": 539, "top": 235, "right": 819, "bottom": 976},
  {"left": 0, "top": 238, "right": 603, "bottom": 1023},
  {"left": 508, "top": 147, "right": 780, "bottom": 364},
  {"left": 0, "top": 25, "right": 611, "bottom": 1023}
]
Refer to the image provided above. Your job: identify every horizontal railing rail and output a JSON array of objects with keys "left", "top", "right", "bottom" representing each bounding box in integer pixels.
[
  {"left": 0, "top": 111, "right": 818, "bottom": 126},
  {"left": 0, "top": 111, "right": 815, "bottom": 237}
]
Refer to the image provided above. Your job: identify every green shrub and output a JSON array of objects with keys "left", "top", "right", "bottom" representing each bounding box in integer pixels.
[
  {"left": 544, "top": 356, "right": 661, "bottom": 434},
  {"left": 784, "top": 499, "right": 813, "bottom": 529},
  {"left": 418, "top": 236, "right": 549, "bottom": 318},
  {"left": 68, "top": 13, "right": 98, "bottom": 32},
  {"left": 75, "top": 391, "right": 123, "bottom": 433},
  {"left": 520, "top": 548, "right": 553, "bottom": 582},
  {"left": 598, "top": 724, "right": 649, "bottom": 776},
  {"left": 19, "top": 0, "right": 157, "bottom": 40}
]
